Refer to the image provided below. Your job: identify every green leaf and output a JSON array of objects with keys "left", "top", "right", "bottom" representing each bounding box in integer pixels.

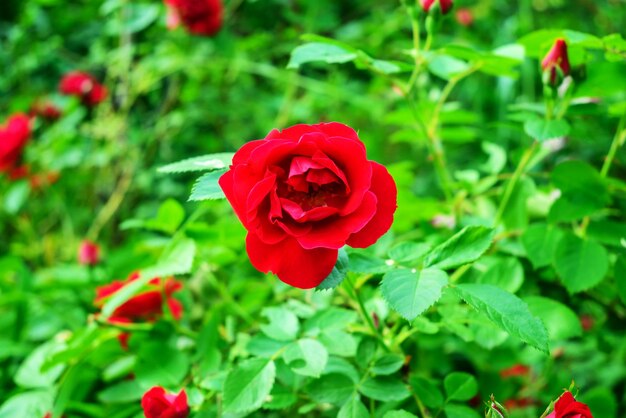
[
  {"left": 338, "top": 397, "right": 369, "bottom": 418},
  {"left": 553, "top": 234, "right": 609, "bottom": 293},
  {"left": 521, "top": 223, "right": 563, "bottom": 269},
  {"left": 306, "top": 373, "right": 355, "bottom": 405},
  {"left": 260, "top": 307, "right": 299, "bottom": 341},
  {"left": 615, "top": 256, "right": 626, "bottom": 305},
  {"left": 283, "top": 339, "right": 328, "bottom": 377},
  {"left": 524, "top": 296, "right": 583, "bottom": 340},
  {"left": 189, "top": 170, "right": 226, "bottom": 201},
  {"left": 548, "top": 161, "right": 609, "bottom": 223},
  {"left": 0, "top": 390, "right": 53, "bottom": 418},
  {"left": 428, "top": 54, "right": 471, "bottom": 80},
  {"left": 97, "top": 380, "right": 145, "bottom": 403},
  {"left": 409, "top": 376, "right": 444, "bottom": 408},
  {"left": 444, "top": 404, "right": 482, "bottom": 418},
  {"left": 223, "top": 358, "right": 276, "bottom": 414},
  {"left": 443, "top": 372, "right": 478, "bottom": 401},
  {"left": 475, "top": 256, "right": 524, "bottom": 293},
  {"left": 524, "top": 118, "right": 570, "bottom": 141},
  {"left": 388, "top": 242, "right": 431, "bottom": 263},
  {"left": 3, "top": 180, "right": 30, "bottom": 215},
  {"left": 383, "top": 411, "right": 418, "bottom": 418},
  {"left": 135, "top": 342, "right": 189, "bottom": 387},
  {"left": 264, "top": 385, "right": 297, "bottom": 410},
  {"left": 381, "top": 268, "right": 448, "bottom": 320},
  {"left": 371, "top": 353, "right": 405, "bottom": 376},
  {"left": 453, "top": 284, "right": 550, "bottom": 353},
  {"left": 101, "top": 238, "right": 196, "bottom": 317},
  {"left": 423, "top": 226, "right": 495, "bottom": 270},
  {"left": 287, "top": 42, "right": 358, "bottom": 69},
  {"left": 158, "top": 152, "right": 234, "bottom": 173},
  {"left": 359, "top": 376, "right": 410, "bottom": 401},
  {"left": 14, "top": 341, "right": 65, "bottom": 389},
  {"left": 316, "top": 248, "right": 349, "bottom": 290}
]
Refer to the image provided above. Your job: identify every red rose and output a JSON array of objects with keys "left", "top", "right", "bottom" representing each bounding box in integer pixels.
[
  {"left": 0, "top": 114, "right": 31, "bottom": 174},
  {"left": 164, "top": 0, "right": 223, "bottom": 36},
  {"left": 141, "top": 387, "right": 189, "bottom": 418},
  {"left": 541, "top": 39, "right": 570, "bottom": 86},
  {"left": 78, "top": 240, "right": 101, "bottom": 266},
  {"left": 59, "top": 71, "right": 108, "bottom": 106},
  {"left": 95, "top": 273, "right": 183, "bottom": 321},
  {"left": 546, "top": 391, "right": 593, "bottom": 418},
  {"left": 420, "top": 0, "right": 453, "bottom": 15},
  {"left": 219, "top": 122, "right": 397, "bottom": 288}
]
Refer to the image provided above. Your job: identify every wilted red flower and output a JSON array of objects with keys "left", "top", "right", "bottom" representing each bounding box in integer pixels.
[
  {"left": 164, "top": 0, "right": 223, "bottom": 36},
  {"left": 30, "top": 100, "right": 62, "bottom": 120},
  {"left": 59, "top": 71, "right": 108, "bottom": 106},
  {"left": 420, "top": 0, "right": 453, "bottom": 15},
  {"left": 541, "top": 39, "right": 571, "bottom": 86},
  {"left": 142, "top": 387, "right": 189, "bottom": 418},
  {"left": 94, "top": 272, "right": 183, "bottom": 321},
  {"left": 219, "top": 122, "right": 397, "bottom": 289},
  {"left": 78, "top": 240, "right": 101, "bottom": 266},
  {"left": 0, "top": 114, "right": 31, "bottom": 175},
  {"left": 500, "top": 364, "right": 530, "bottom": 378},
  {"left": 546, "top": 391, "right": 593, "bottom": 418},
  {"left": 455, "top": 8, "right": 473, "bottom": 26}
]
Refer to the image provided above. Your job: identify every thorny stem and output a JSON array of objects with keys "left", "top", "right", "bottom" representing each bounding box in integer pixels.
[{"left": 344, "top": 276, "right": 390, "bottom": 352}]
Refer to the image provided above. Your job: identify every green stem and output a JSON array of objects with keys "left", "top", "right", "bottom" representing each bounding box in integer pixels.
[
  {"left": 494, "top": 140, "right": 539, "bottom": 226},
  {"left": 344, "top": 276, "right": 390, "bottom": 352},
  {"left": 406, "top": 16, "right": 422, "bottom": 94}
]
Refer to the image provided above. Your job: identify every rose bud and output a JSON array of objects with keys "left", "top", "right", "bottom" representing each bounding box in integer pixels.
[
  {"left": 455, "top": 8, "right": 473, "bottom": 26},
  {"left": 219, "top": 122, "right": 397, "bottom": 289},
  {"left": 420, "top": 0, "right": 453, "bottom": 15},
  {"left": 541, "top": 39, "right": 571, "bottom": 86},
  {"left": 78, "top": 240, "right": 101, "bottom": 266},
  {"left": 0, "top": 113, "right": 31, "bottom": 175},
  {"left": 30, "top": 100, "right": 62, "bottom": 121},
  {"left": 141, "top": 387, "right": 189, "bottom": 418},
  {"left": 59, "top": 71, "right": 108, "bottom": 107},
  {"left": 94, "top": 272, "right": 183, "bottom": 321},
  {"left": 163, "top": 0, "right": 223, "bottom": 37},
  {"left": 545, "top": 391, "right": 593, "bottom": 418}
]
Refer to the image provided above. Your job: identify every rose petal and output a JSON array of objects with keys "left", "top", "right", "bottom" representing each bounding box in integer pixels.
[
  {"left": 246, "top": 233, "right": 338, "bottom": 289},
  {"left": 347, "top": 162, "right": 397, "bottom": 248}
]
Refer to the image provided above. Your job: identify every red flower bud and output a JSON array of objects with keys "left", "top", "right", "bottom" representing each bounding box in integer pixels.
[
  {"left": 59, "top": 71, "right": 108, "bottom": 107},
  {"left": 163, "top": 0, "right": 223, "bottom": 36},
  {"left": 78, "top": 240, "right": 101, "bottom": 266},
  {"left": 30, "top": 100, "right": 62, "bottom": 120},
  {"left": 420, "top": 0, "right": 453, "bottom": 15},
  {"left": 541, "top": 39, "right": 571, "bottom": 86},
  {"left": 141, "top": 387, "right": 189, "bottom": 418},
  {"left": 0, "top": 113, "right": 31, "bottom": 175},
  {"left": 499, "top": 364, "right": 530, "bottom": 379},
  {"left": 545, "top": 391, "right": 593, "bottom": 418}
]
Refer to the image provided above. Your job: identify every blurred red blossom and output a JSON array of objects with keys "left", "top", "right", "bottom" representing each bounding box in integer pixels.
[
  {"left": 141, "top": 387, "right": 189, "bottom": 418},
  {"left": 78, "top": 240, "right": 101, "bottom": 266},
  {"left": 0, "top": 113, "right": 31, "bottom": 175},
  {"left": 95, "top": 272, "right": 183, "bottom": 321},
  {"left": 59, "top": 71, "right": 108, "bottom": 106},
  {"left": 455, "top": 8, "right": 473, "bottom": 26},
  {"left": 500, "top": 364, "right": 530, "bottom": 378},
  {"left": 164, "top": 0, "right": 223, "bottom": 36},
  {"left": 420, "top": 0, "right": 453, "bottom": 15},
  {"left": 30, "top": 99, "right": 62, "bottom": 120}
]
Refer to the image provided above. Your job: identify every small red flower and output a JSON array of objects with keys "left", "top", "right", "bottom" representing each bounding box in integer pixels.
[
  {"left": 580, "top": 315, "right": 594, "bottom": 331},
  {"left": 78, "top": 240, "right": 101, "bottom": 266},
  {"left": 219, "top": 122, "right": 397, "bottom": 289},
  {"left": 546, "top": 391, "right": 593, "bottom": 418},
  {"left": 0, "top": 114, "right": 31, "bottom": 175},
  {"left": 500, "top": 364, "right": 530, "bottom": 378},
  {"left": 59, "top": 71, "right": 108, "bottom": 106},
  {"left": 455, "top": 8, "right": 473, "bottom": 26},
  {"left": 141, "top": 387, "right": 189, "bottom": 418},
  {"left": 95, "top": 272, "right": 183, "bottom": 321},
  {"left": 420, "top": 0, "right": 453, "bottom": 15},
  {"left": 30, "top": 100, "right": 62, "bottom": 120},
  {"left": 541, "top": 39, "right": 571, "bottom": 86},
  {"left": 164, "top": 0, "right": 223, "bottom": 36}
]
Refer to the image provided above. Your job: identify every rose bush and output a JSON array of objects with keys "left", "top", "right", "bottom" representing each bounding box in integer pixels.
[{"left": 219, "top": 122, "right": 397, "bottom": 288}]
